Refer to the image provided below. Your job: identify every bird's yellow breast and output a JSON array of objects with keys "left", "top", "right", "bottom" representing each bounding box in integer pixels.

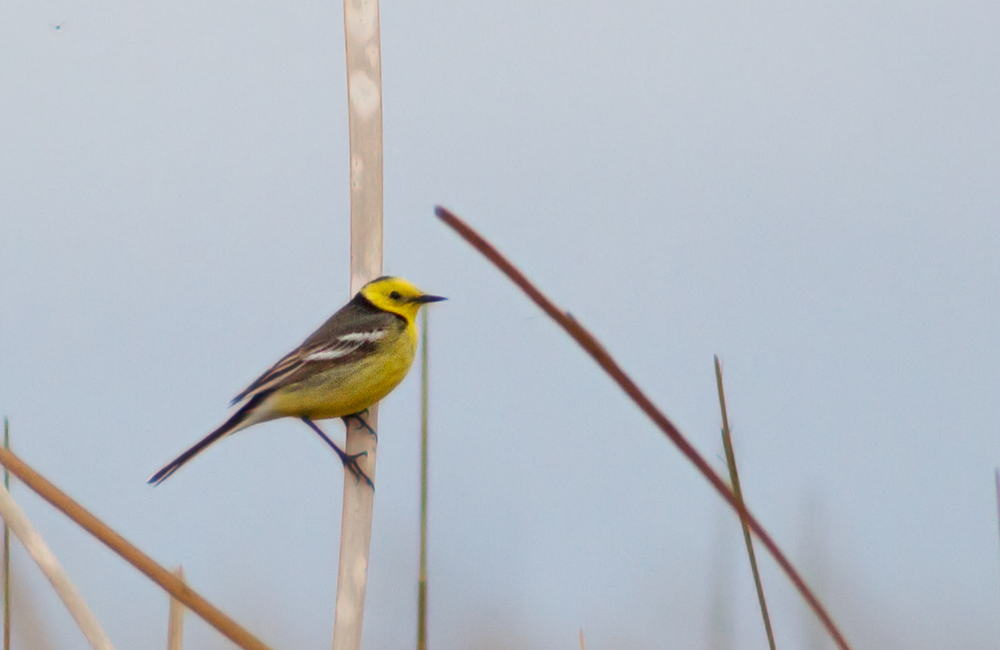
[{"left": 268, "top": 323, "right": 418, "bottom": 420}]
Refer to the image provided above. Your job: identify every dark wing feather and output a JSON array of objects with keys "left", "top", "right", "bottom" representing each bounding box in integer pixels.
[{"left": 230, "top": 293, "right": 404, "bottom": 405}]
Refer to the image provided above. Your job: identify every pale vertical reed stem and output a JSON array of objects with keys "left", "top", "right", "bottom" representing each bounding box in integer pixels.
[
  {"left": 715, "top": 356, "right": 776, "bottom": 650},
  {"left": 417, "top": 309, "right": 429, "bottom": 650},
  {"left": 167, "top": 566, "right": 186, "bottom": 650},
  {"left": 0, "top": 448, "right": 270, "bottom": 650},
  {"left": 334, "top": 0, "right": 383, "bottom": 647},
  {"left": 0, "top": 479, "right": 113, "bottom": 649}
]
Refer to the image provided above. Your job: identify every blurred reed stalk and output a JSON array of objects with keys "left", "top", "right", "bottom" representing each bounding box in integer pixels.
[
  {"left": 333, "top": 0, "right": 383, "bottom": 647},
  {"left": 714, "top": 356, "right": 776, "bottom": 650},
  {"left": 0, "top": 448, "right": 269, "bottom": 650},
  {"left": 0, "top": 458, "right": 113, "bottom": 649},
  {"left": 417, "top": 309, "right": 430, "bottom": 650},
  {"left": 434, "top": 205, "right": 852, "bottom": 650},
  {"left": 167, "top": 566, "right": 186, "bottom": 650}
]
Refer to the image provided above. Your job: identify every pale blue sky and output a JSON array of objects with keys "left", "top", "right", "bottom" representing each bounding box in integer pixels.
[{"left": 2, "top": 0, "right": 999, "bottom": 648}]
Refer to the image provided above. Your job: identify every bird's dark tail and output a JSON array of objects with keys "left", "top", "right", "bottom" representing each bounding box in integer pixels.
[{"left": 147, "top": 393, "right": 267, "bottom": 486}]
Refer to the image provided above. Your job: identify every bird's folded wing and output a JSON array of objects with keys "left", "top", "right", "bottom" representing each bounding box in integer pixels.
[{"left": 230, "top": 304, "right": 403, "bottom": 405}]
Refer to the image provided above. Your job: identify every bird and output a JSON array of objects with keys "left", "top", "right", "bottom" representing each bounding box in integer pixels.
[{"left": 148, "top": 276, "right": 445, "bottom": 487}]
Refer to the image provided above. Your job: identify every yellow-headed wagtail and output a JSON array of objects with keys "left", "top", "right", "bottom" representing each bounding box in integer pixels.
[{"left": 148, "top": 276, "right": 445, "bottom": 487}]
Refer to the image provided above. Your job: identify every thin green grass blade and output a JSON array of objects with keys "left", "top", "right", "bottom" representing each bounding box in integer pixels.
[
  {"left": 3, "top": 417, "right": 9, "bottom": 650},
  {"left": 994, "top": 469, "right": 1000, "bottom": 592},
  {"left": 417, "top": 309, "right": 429, "bottom": 650},
  {"left": 715, "top": 356, "right": 776, "bottom": 650}
]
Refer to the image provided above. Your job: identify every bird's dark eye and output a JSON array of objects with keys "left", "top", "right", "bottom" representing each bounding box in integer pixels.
[{"left": 389, "top": 291, "right": 402, "bottom": 300}]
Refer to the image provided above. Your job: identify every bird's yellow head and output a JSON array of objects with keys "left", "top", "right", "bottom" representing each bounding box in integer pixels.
[{"left": 360, "top": 276, "right": 446, "bottom": 322}]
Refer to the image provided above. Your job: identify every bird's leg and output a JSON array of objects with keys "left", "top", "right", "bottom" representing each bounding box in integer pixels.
[
  {"left": 301, "top": 417, "right": 373, "bottom": 488},
  {"left": 343, "top": 410, "right": 378, "bottom": 442}
]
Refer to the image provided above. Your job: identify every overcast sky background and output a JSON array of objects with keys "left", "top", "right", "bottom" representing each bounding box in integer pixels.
[{"left": 2, "top": 0, "right": 1000, "bottom": 648}]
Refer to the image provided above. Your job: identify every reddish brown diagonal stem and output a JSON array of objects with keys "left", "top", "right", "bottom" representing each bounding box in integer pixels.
[
  {"left": 435, "top": 205, "right": 852, "bottom": 650},
  {"left": 0, "top": 448, "right": 271, "bottom": 650}
]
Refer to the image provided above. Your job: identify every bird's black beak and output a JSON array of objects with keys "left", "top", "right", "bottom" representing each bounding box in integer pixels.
[{"left": 414, "top": 294, "right": 447, "bottom": 304}]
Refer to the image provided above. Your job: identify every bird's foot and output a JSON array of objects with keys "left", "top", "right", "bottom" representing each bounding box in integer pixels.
[
  {"left": 344, "top": 411, "right": 378, "bottom": 442},
  {"left": 301, "top": 417, "right": 374, "bottom": 488}
]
